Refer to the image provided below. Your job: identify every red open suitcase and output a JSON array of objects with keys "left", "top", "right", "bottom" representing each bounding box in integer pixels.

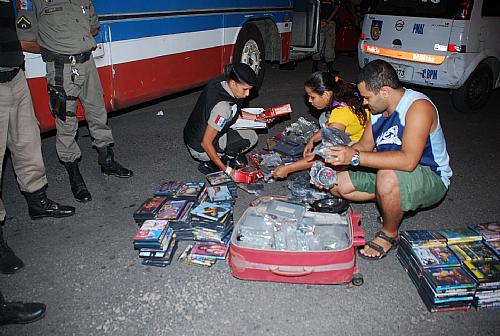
[{"left": 229, "top": 206, "right": 365, "bottom": 286}]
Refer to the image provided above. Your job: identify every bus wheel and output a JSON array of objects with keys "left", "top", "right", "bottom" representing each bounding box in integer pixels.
[
  {"left": 451, "top": 63, "right": 493, "bottom": 113},
  {"left": 233, "top": 23, "right": 265, "bottom": 88}
]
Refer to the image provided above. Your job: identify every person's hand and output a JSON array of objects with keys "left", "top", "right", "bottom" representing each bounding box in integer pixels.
[
  {"left": 324, "top": 146, "right": 356, "bottom": 166},
  {"left": 256, "top": 113, "right": 275, "bottom": 124},
  {"left": 303, "top": 140, "right": 315, "bottom": 157},
  {"left": 272, "top": 165, "right": 290, "bottom": 179},
  {"left": 264, "top": 117, "right": 275, "bottom": 124}
]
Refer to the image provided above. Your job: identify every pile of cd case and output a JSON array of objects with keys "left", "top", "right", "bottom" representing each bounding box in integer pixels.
[{"left": 133, "top": 220, "right": 177, "bottom": 267}]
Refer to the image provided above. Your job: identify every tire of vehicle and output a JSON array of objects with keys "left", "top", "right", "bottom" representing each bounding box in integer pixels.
[
  {"left": 352, "top": 273, "right": 364, "bottom": 286},
  {"left": 451, "top": 63, "right": 493, "bottom": 113},
  {"left": 232, "top": 23, "right": 266, "bottom": 89}
]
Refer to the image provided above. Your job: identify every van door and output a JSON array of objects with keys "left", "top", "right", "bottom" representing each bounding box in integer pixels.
[{"left": 290, "top": 0, "right": 320, "bottom": 57}]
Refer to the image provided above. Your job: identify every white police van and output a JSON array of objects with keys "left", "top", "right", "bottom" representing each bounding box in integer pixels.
[{"left": 358, "top": 0, "right": 500, "bottom": 112}]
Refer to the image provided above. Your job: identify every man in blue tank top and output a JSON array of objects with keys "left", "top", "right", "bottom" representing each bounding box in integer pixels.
[{"left": 325, "top": 60, "right": 452, "bottom": 260}]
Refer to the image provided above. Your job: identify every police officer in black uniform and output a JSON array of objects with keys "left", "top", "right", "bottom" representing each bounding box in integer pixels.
[{"left": 184, "top": 64, "right": 259, "bottom": 177}]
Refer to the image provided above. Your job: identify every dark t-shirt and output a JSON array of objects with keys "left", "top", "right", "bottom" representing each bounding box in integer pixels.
[
  {"left": 0, "top": 0, "right": 24, "bottom": 68},
  {"left": 319, "top": 0, "right": 338, "bottom": 21}
]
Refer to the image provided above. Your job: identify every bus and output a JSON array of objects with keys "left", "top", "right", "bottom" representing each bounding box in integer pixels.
[{"left": 22, "top": 0, "right": 323, "bottom": 132}]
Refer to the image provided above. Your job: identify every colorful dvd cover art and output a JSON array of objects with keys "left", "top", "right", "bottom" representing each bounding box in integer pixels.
[
  {"left": 133, "top": 196, "right": 167, "bottom": 219},
  {"left": 449, "top": 241, "right": 499, "bottom": 262},
  {"left": 423, "top": 267, "right": 476, "bottom": 291},
  {"left": 190, "top": 241, "right": 229, "bottom": 260},
  {"left": 463, "top": 260, "right": 500, "bottom": 283},
  {"left": 484, "top": 241, "right": 500, "bottom": 257},
  {"left": 468, "top": 222, "right": 500, "bottom": 242},
  {"left": 191, "top": 201, "right": 232, "bottom": 221},
  {"left": 153, "top": 180, "right": 183, "bottom": 197},
  {"left": 133, "top": 220, "right": 170, "bottom": 242},
  {"left": 206, "top": 171, "right": 232, "bottom": 186},
  {"left": 207, "top": 185, "right": 233, "bottom": 202},
  {"left": 400, "top": 230, "right": 446, "bottom": 247},
  {"left": 437, "top": 228, "right": 482, "bottom": 244},
  {"left": 175, "top": 182, "right": 205, "bottom": 200},
  {"left": 156, "top": 200, "right": 187, "bottom": 220},
  {"left": 411, "top": 246, "right": 461, "bottom": 268}
]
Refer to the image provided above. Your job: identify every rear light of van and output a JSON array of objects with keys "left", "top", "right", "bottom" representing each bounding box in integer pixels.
[
  {"left": 360, "top": 32, "right": 366, "bottom": 40},
  {"left": 448, "top": 44, "right": 467, "bottom": 53},
  {"left": 455, "top": 0, "right": 473, "bottom": 20}
]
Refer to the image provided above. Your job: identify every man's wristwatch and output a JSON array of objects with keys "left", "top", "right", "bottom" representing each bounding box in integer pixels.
[
  {"left": 351, "top": 150, "right": 360, "bottom": 166},
  {"left": 225, "top": 166, "right": 233, "bottom": 175}
]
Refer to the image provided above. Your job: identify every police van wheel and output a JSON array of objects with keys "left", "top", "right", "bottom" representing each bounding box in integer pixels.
[
  {"left": 451, "top": 63, "right": 493, "bottom": 113},
  {"left": 233, "top": 23, "right": 266, "bottom": 89}
]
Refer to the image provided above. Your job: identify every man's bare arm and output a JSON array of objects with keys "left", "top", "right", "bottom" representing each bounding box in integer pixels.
[
  {"left": 201, "top": 125, "right": 228, "bottom": 172},
  {"left": 20, "top": 40, "right": 41, "bottom": 54}
]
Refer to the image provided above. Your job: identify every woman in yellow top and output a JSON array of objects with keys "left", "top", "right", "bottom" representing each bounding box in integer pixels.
[{"left": 273, "top": 71, "right": 369, "bottom": 179}]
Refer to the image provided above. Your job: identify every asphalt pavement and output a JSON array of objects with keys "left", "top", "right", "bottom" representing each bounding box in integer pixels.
[{"left": 1, "top": 55, "right": 499, "bottom": 336}]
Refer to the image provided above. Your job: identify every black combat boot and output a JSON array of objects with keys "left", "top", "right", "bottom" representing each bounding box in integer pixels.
[
  {"left": 0, "top": 293, "right": 46, "bottom": 326},
  {"left": 312, "top": 60, "right": 319, "bottom": 73},
  {"left": 228, "top": 153, "right": 248, "bottom": 169},
  {"left": 23, "top": 185, "right": 75, "bottom": 220},
  {"left": 0, "top": 224, "right": 24, "bottom": 275},
  {"left": 97, "top": 146, "right": 133, "bottom": 178},
  {"left": 197, "top": 161, "right": 220, "bottom": 175},
  {"left": 63, "top": 161, "right": 92, "bottom": 202},
  {"left": 326, "top": 62, "right": 339, "bottom": 75}
]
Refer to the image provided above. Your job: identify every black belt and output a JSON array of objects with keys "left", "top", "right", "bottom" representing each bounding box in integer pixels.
[
  {"left": 0, "top": 67, "right": 21, "bottom": 83},
  {"left": 41, "top": 48, "right": 92, "bottom": 64}
]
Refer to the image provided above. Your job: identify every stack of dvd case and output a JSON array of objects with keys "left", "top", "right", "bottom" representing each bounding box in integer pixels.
[
  {"left": 132, "top": 196, "right": 167, "bottom": 224},
  {"left": 167, "top": 201, "right": 195, "bottom": 241},
  {"left": 397, "top": 230, "right": 475, "bottom": 312},
  {"left": 132, "top": 220, "right": 177, "bottom": 267},
  {"left": 131, "top": 178, "right": 237, "bottom": 267},
  {"left": 463, "top": 260, "right": 500, "bottom": 310},
  {"left": 458, "top": 222, "right": 500, "bottom": 310},
  {"left": 177, "top": 241, "right": 230, "bottom": 267},
  {"left": 153, "top": 180, "right": 183, "bottom": 198},
  {"left": 173, "top": 182, "right": 206, "bottom": 202},
  {"left": 190, "top": 201, "right": 234, "bottom": 243},
  {"left": 468, "top": 221, "right": 500, "bottom": 257},
  {"left": 148, "top": 180, "right": 211, "bottom": 241},
  {"left": 205, "top": 171, "right": 237, "bottom": 198},
  {"left": 437, "top": 228, "right": 482, "bottom": 245},
  {"left": 418, "top": 267, "right": 477, "bottom": 312}
]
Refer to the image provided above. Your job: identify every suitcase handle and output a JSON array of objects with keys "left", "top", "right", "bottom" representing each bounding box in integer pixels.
[{"left": 269, "top": 266, "right": 313, "bottom": 277}]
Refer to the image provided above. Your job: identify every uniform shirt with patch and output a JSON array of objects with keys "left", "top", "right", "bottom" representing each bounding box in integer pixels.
[
  {"left": 207, "top": 81, "right": 239, "bottom": 132},
  {"left": 371, "top": 88, "right": 452, "bottom": 188},
  {"left": 16, "top": 0, "right": 99, "bottom": 55}
]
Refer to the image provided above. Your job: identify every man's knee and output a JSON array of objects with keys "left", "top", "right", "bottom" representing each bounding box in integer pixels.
[
  {"left": 333, "top": 171, "right": 354, "bottom": 197},
  {"left": 376, "top": 170, "right": 399, "bottom": 197}
]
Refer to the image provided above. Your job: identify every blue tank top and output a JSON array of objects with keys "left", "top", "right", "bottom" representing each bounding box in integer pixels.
[{"left": 371, "top": 89, "right": 452, "bottom": 188}]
